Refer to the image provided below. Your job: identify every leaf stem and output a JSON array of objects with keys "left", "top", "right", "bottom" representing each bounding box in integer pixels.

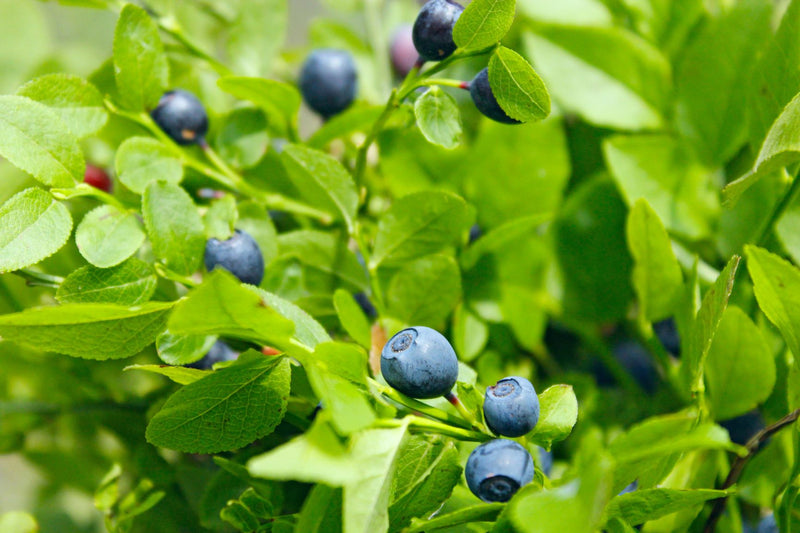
[
  {"left": 421, "top": 78, "right": 470, "bottom": 90},
  {"left": 51, "top": 183, "right": 128, "bottom": 212},
  {"left": 13, "top": 269, "right": 64, "bottom": 289},
  {"left": 376, "top": 416, "right": 490, "bottom": 442},
  {"left": 158, "top": 20, "right": 233, "bottom": 77},
  {"left": 153, "top": 264, "right": 199, "bottom": 288},
  {"left": 370, "top": 378, "right": 473, "bottom": 430},
  {"left": 445, "top": 391, "right": 482, "bottom": 430},
  {"left": 703, "top": 408, "right": 800, "bottom": 533},
  {"left": 756, "top": 171, "right": 800, "bottom": 246}
]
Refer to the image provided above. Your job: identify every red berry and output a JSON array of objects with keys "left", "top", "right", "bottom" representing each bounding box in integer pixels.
[{"left": 84, "top": 165, "right": 112, "bottom": 193}]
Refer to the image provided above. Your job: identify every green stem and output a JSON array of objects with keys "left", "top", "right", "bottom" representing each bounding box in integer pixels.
[
  {"left": 372, "top": 380, "right": 472, "bottom": 429},
  {"left": 154, "top": 264, "right": 198, "bottom": 288},
  {"left": 421, "top": 78, "right": 470, "bottom": 90},
  {"left": 51, "top": 183, "right": 128, "bottom": 212},
  {"left": 445, "top": 391, "right": 482, "bottom": 430},
  {"left": 159, "top": 21, "right": 233, "bottom": 77},
  {"left": 353, "top": 90, "right": 399, "bottom": 190},
  {"left": 14, "top": 269, "right": 64, "bottom": 289},
  {"left": 756, "top": 171, "right": 800, "bottom": 246},
  {"left": 377, "top": 416, "right": 490, "bottom": 442}
]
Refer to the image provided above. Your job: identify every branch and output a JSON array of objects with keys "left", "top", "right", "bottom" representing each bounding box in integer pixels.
[{"left": 703, "top": 408, "right": 800, "bottom": 533}]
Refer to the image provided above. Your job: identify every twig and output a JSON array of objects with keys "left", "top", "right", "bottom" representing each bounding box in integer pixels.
[{"left": 703, "top": 408, "right": 800, "bottom": 533}]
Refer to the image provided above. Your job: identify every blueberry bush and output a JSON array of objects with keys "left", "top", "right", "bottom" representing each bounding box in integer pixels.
[{"left": 1, "top": 0, "right": 799, "bottom": 532}]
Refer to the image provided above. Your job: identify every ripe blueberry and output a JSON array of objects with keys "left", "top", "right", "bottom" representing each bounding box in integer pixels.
[
  {"left": 151, "top": 89, "right": 209, "bottom": 145},
  {"left": 468, "top": 224, "right": 483, "bottom": 243},
  {"left": 619, "top": 480, "right": 638, "bottom": 495},
  {"left": 757, "top": 514, "right": 777, "bottom": 533},
  {"left": 187, "top": 341, "right": 238, "bottom": 370},
  {"left": 354, "top": 292, "right": 377, "bottom": 319},
  {"left": 299, "top": 49, "right": 358, "bottom": 118},
  {"left": 84, "top": 165, "right": 112, "bottom": 193},
  {"left": 204, "top": 229, "right": 265, "bottom": 286},
  {"left": 469, "top": 68, "right": 520, "bottom": 124},
  {"left": 594, "top": 340, "right": 659, "bottom": 393},
  {"left": 465, "top": 439, "right": 534, "bottom": 503},
  {"left": 380, "top": 326, "right": 458, "bottom": 399},
  {"left": 721, "top": 410, "right": 766, "bottom": 447},
  {"left": 653, "top": 317, "right": 680, "bottom": 356},
  {"left": 391, "top": 25, "right": 418, "bottom": 78},
  {"left": 412, "top": 0, "right": 464, "bottom": 62},
  {"left": 483, "top": 376, "right": 540, "bottom": 437}
]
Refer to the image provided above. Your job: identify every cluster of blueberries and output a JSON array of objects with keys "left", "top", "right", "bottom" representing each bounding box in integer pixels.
[
  {"left": 380, "top": 326, "right": 542, "bottom": 503},
  {"left": 299, "top": 0, "right": 519, "bottom": 123}
]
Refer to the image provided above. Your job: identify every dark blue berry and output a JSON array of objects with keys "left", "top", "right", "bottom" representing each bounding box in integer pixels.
[
  {"left": 757, "top": 514, "right": 778, "bottom": 533},
  {"left": 721, "top": 411, "right": 766, "bottom": 447},
  {"left": 469, "top": 68, "right": 520, "bottom": 124},
  {"left": 380, "top": 326, "right": 459, "bottom": 399},
  {"left": 186, "top": 341, "right": 238, "bottom": 370},
  {"left": 412, "top": 0, "right": 464, "bottom": 62},
  {"left": 653, "top": 317, "right": 680, "bottom": 356},
  {"left": 204, "top": 229, "right": 265, "bottom": 286},
  {"left": 354, "top": 292, "right": 377, "bottom": 319},
  {"left": 613, "top": 340, "right": 660, "bottom": 393},
  {"left": 483, "top": 376, "right": 540, "bottom": 437},
  {"left": 151, "top": 89, "right": 209, "bottom": 145},
  {"left": 468, "top": 224, "right": 483, "bottom": 243},
  {"left": 465, "top": 439, "right": 534, "bottom": 503},
  {"left": 619, "top": 480, "right": 638, "bottom": 495},
  {"left": 391, "top": 25, "right": 418, "bottom": 78},
  {"left": 299, "top": 49, "right": 358, "bottom": 118}
]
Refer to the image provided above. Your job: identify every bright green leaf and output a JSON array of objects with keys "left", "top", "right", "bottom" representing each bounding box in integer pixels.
[
  {"left": 528, "top": 385, "right": 578, "bottom": 449},
  {"left": 454, "top": 0, "right": 516, "bottom": 52},
  {"left": 124, "top": 364, "right": 206, "bottom": 385},
  {"left": 488, "top": 46, "right": 550, "bottom": 123},
  {"left": 414, "top": 86, "right": 462, "bottom": 149},
  {"left": 333, "top": 288, "right": 372, "bottom": 349},
  {"left": 116, "top": 137, "right": 183, "bottom": 194},
  {"left": 603, "top": 488, "right": 731, "bottom": 527},
  {"left": 75, "top": 205, "right": 146, "bottom": 268},
  {"left": 387, "top": 254, "right": 462, "bottom": 328},
  {"left": 155, "top": 329, "right": 217, "bottom": 366},
  {"left": 56, "top": 258, "right": 157, "bottom": 305},
  {"left": 227, "top": 0, "right": 287, "bottom": 77}
]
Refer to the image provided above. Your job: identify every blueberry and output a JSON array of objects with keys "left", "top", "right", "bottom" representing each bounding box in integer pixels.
[
  {"left": 412, "top": 0, "right": 464, "bottom": 62},
  {"left": 468, "top": 224, "right": 483, "bottom": 243},
  {"left": 653, "top": 317, "right": 680, "bottom": 356},
  {"left": 204, "top": 229, "right": 265, "bottom": 286},
  {"left": 465, "top": 439, "right": 534, "bottom": 503},
  {"left": 483, "top": 376, "right": 540, "bottom": 437},
  {"left": 299, "top": 49, "right": 358, "bottom": 118},
  {"left": 186, "top": 341, "right": 238, "bottom": 370},
  {"left": 380, "top": 326, "right": 459, "bottom": 399},
  {"left": 612, "top": 340, "right": 659, "bottom": 393},
  {"left": 84, "top": 165, "right": 112, "bottom": 193},
  {"left": 390, "top": 25, "right": 418, "bottom": 78},
  {"left": 619, "top": 480, "right": 638, "bottom": 495},
  {"left": 151, "top": 89, "right": 209, "bottom": 145},
  {"left": 757, "top": 514, "right": 777, "bottom": 533},
  {"left": 720, "top": 411, "right": 766, "bottom": 447},
  {"left": 538, "top": 446, "right": 553, "bottom": 477},
  {"left": 469, "top": 68, "right": 520, "bottom": 124},
  {"left": 354, "top": 292, "right": 377, "bottom": 319}
]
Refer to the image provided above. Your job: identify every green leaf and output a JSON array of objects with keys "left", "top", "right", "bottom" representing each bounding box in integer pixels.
[
  {"left": 280, "top": 144, "right": 358, "bottom": 232},
  {"left": 204, "top": 195, "right": 238, "bottom": 241},
  {"left": 217, "top": 77, "right": 300, "bottom": 133},
  {"left": 295, "top": 485, "right": 343, "bottom": 533},
  {"left": 603, "top": 488, "right": 731, "bottom": 527},
  {"left": 168, "top": 270, "right": 295, "bottom": 348},
  {"left": 75, "top": 205, "right": 146, "bottom": 268},
  {"left": 414, "top": 86, "right": 462, "bottom": 149},
  {"left": 142, "top": 181, "right": 205, "bottom": 276},
  {"left": 674, "top": 0, "right": 771, "bottom": 165},
  {"left": 56, "top": 258, "right": 157, "bottom": 305},
  {"left": 682, "top": 256, "right": 740, "bottom": 395},
  {"left": 388, "top": 435, "right": 462, "bottom": 532},
  {"left": 124, "top": 364, "right": 206, "bottom": 385},
  {"left": 553, "top": 176, "right": 633, "bottom": 323},
  {"left": 0, "top": 511, "right": 38, "bottom": 533},
  {"left": 0, "top": 95, "right": 84, "bottom": 187},
  {"left": 112, "top": 4, "right": 169, "bottom": 110},
  {"left": 307, "top": 105, "right": 384, "bottom": 149},
  {"left": 705, "top": 306, "right": 775, "bottom": 420},
  {"left": 237, "top": 201, "right": 278, "bottom": 266},
  {"left": 452, "top": 304, "right": 488, "bottom": 362},
  {"left": 252, "top": 286, "right": 332, "bottom": 348},
  {"left": 370, "top": 191, "right": 471, "bottom": 269},
  {"left": 146, "top": 352, "right": 290, "bottom": 453},
  {"left": 0, "top": 302, "right": 173, "bottom": 360},
  {"left": 528, "top": 385, "right": 578, "bottom": 449},
  {"left": 0, "top": 187, "right": 72, "bottom": 273},
  {"left": 488, "top": 46, "right": 551, "bottom": 123},
  {"left": 604, "top": 135, "right": 719, "bottom": 241},
  {"left": 213, "top": 108, "right": 269, "bottom": 170},
  {"left": 453, "top": 0, "right": 516, "bottom": 52},
  {"left": 386, "top": 254, "right": 462, "bottom": 328},
  {"left": 745, "top": 245, "right": 800, "bottom": 360},
  {"left": 277, "top": 230, "right": 367, "bottom": 290},
  {"left": 524, "top": 24, "right": 670, "bottom": 129},
  {"left": 333, "top": 288, "right": 372, "bottom": 349},
  {"left": 155, "top": 330, "right": 217, "bottom": 366},
  {"left": 626, "top": 199, "right": 683, "bottom": 321},
  {"left": 116, "top": 137, "right": 183, "bottom": 194},
  {"left": 17, "top": 73, "right": 108, "bottom": 139},
  {"left": 406, "top": 504, "right": 504, "bottom": 533},
  {"left": 228, "top": 0, "right": 287, "bottom": 77}
]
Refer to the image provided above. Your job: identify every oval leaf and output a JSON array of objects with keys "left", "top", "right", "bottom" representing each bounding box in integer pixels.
[
  {"left": 0, "top": 95, "right": 84, "bottom": 187},
  {"left": 116, "top": 136, "right": 183, "bottom": 194},
  {"left": 453, "top": 0, "right": 516, "bottom": 52},
  {"left": 76, "top": 205, "right": 146, "bottom": 268},
  {"left": 488, "top": 46, "right": 550, "bottom": 123},
  {"left": 414, "top": 87, "right": 462, "bottom": 149},
  {"left": 56, "top": 258, "right": 157, "bottom": 305},
  {"left": 0, "top": 187, "right": 72, "bottom": 273}
]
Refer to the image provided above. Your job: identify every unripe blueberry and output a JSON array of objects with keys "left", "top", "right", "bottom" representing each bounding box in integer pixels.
[
  {"left": 390, "top": 25, "right": 418, "bottom": 78},
  {"left": 84, "top": 165, "right": 112, "bottom": 193},
  {"left": 483, "top": 376, "right": 540, "bottom": 437},
  {"left": 204, "top": 229, "right": 265, "bottom": 286},
  {"left": 380, "top": 326, "right": 458, "bottom": 399},
  {"left": 469, "top": 68, "right": 520, "bottom": 124},
  {"left": 187, "top": 341, "right": 238, "bottom": 370},
  {"left": 757, "top": 514, "right": 777, "bottom": 533},
  {"left": 151, "top": 89, "right": 209, "bottom": 145},
  {"left": 465, "top": 439, "right": 534, "bottom": 503},
  {"left": 412, "top": 0, "right": 464, "bottom": 62},
  {"left": 299, "top": 49, "right": 358, "bottom": 118}
]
